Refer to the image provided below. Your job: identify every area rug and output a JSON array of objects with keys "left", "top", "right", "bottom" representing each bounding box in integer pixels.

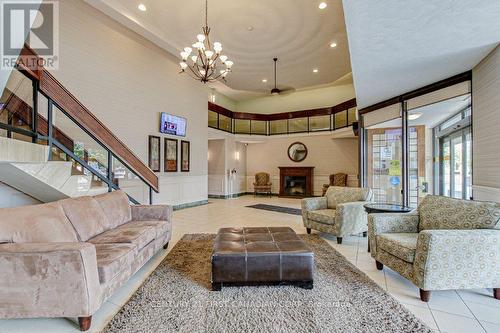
[
  {"left": 103, "top": 234, "right": 431, "bottom": 333},
  {"left": 246, "top": 204, "right": 302, "bottom": 215}
]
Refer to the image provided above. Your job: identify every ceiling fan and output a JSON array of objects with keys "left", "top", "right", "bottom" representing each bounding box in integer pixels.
[{"left": 270, "top": 58, "right": 295, "bottom": 95}]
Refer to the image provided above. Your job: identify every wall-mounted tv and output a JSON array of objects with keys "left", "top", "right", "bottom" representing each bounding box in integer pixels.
[{"left": 160, "top": 113, "right": 187, "bottom": 137}]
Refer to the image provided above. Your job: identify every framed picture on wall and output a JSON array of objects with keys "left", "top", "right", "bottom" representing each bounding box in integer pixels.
[
  {"left": 181, "top": 140, "right": 190, "bottom": 172},
  {"left": 148, "top": 135, "right": 161, "bottom": 172},
  {"left": 164, "top": 138, "right": 178, "bottom": 172}
]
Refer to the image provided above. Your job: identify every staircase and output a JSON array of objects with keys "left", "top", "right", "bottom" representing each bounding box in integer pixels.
[
  {"left": 0, "top": 44, "right": 159, "bottom": 205},
  {"left": 0, "top": 137, "right": 108, "bottom": 202}
]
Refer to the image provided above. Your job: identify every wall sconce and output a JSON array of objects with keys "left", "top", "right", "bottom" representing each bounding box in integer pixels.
[
  {"left": 207, "top": 151, "right": 210, "bottom": 161},
  {"left": 235, "top": 151, "right": 240, "bottom": 161}
]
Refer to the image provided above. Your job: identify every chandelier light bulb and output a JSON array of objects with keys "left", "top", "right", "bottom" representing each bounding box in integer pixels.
[
  {"left": 213, "top": 42, "right": 222, "bottom": 53},
  {"left": 178, "top": 0, "right": 233, "bottom": 82}
]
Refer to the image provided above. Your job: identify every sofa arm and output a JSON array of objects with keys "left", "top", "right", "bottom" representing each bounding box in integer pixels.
[
  {"left": 0, "top": 242, "right": 101, "bottom": 318},
  {"left": 413, "top": 229, "right": 500, "bottom": 291},
  {"left": 301, "top": 197, "right": 327, "bottom": 227},
  {"left": 131, "top": 204, "right": 172, "bottom": 221},
  {"left": 335, "top": 201, "right": 370, "bottom": 236},
  {"left": 368, "top": 212, "right": 419, "bottom": 256}
]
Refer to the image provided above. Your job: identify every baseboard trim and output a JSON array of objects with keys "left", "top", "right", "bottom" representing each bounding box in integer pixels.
[
  {"left": 173, "top": 200, "right": 209, "bottom": 211},
  {"left": 208, "top": 193, "right": 249, "bottom": 199}
]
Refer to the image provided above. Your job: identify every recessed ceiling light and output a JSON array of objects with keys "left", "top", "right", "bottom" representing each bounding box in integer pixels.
[
  {"left": 319, "top": 2, "right": 327, "bottom": 9},
  {"left": 138, "top": 3, "right": 147, "bottom": 11},
  {"left": 313, "top": 68, "right": 319, "bottom": 73},
  {"left": 408, "top": 113, "right": 423, "bottom": 120},
  {"left": 262, "top": 79, "right": 267, "bottom": 83},
  {"left": 330, "top": 42, "right": 337, "bottom": 48},
  {"left": 247, "top": 26, "right": 254, "bottom": 31}
]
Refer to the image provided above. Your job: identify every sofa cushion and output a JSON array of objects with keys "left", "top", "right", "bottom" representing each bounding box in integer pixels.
[
  {"left": 325, "top": 186, "right": 372, "bottom": 209},
  {"left": 119, "top": 220, "right": 170, "bottom": 240},
  {"left": 89, "top": 225, "right": 156, "bottom": 251},
  {"left": 94, "top": 243, "right": 136, "bottom": 283},
  {"left": 308, "top": 209, "right": 336, "bottom": 225},
  {"left": 377, "top": 233, "right": 418, "bottom": 263},
  {"left": 59, "top": 196, "right": 110, "bottom": 241},
  {"left": 0, "top": 202, "right": 78, "bottom": 243},
  {"left": 94, "top": 190, "right": 132, "bottom": 229},
  {"left": 418, "top": 195, "right": 500, "bottom": 231}
]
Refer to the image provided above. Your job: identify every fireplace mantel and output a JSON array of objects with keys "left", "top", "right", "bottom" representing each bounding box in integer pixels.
[{"left": 278, "top": 167, "right": 314, "bottom": 198}]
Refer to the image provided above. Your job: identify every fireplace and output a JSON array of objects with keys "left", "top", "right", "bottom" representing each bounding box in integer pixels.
[{"left": 278, "top": 167, "right": 314, "bottom": 198}]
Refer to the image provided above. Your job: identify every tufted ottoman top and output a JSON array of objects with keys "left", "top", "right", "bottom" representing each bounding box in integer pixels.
[{"left": 211, "top": 227, "right": 314, "bottom": 287}]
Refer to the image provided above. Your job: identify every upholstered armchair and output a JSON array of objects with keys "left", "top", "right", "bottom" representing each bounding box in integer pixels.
[
  {"left": 253, "top": 172, "right": 272, "bottom": 197},
  {"left": 368, "top": 195, "right": 500, "bottom": 302},
  {"left": 322, "top": 173, "right": 348, "bottom": 196},
  {"left": 301, "top": 186, "right": 373, "bottom": 244}
]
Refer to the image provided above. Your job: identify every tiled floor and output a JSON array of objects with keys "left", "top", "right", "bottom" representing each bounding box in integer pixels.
[{"left": 1, "top": 196, "right": 498, "bottom": 333}]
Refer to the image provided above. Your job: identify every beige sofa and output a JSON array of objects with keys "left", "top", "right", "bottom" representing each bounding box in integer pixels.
[{"left": 0, "top": 190, "right": 172, "bottom": 331}]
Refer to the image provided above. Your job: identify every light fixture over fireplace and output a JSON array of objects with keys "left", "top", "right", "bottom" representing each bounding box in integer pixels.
[{"left": 179, "top": 0, "right": 234, "bottom": 83}]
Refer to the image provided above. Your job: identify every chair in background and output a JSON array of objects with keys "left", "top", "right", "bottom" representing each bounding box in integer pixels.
[
  {"left": 322, "top": 173, "right": 348, "bottom": 196},
  {"left": 253, "top": 172, "right": 272, "bottom": 197},
  {"left": 302, "top": 186, "right": 373, "bottom": 244}
]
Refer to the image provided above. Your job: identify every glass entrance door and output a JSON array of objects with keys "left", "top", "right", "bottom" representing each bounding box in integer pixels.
[
  {"left": 439, "top": 127, "right": 472, "bottom": 199},
  {"left": 366, "top": 125, "right": 403, "bottom": 204}
]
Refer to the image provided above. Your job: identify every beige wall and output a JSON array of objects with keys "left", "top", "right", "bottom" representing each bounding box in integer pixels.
[
  {"left": 236, "top": 84, "right": 355, "bottom": 114},
  {"left": 472, "top": 45, "right": 500, "bottom": 202},
  {"left": 246, "top": 134, "right": 359, "bottom": 196},
  {"left": 210, "top": 91, "right": 238, "bottom": 111},
  {"left": 207, "top": 136, "right": 247, "bottom": 196},
  {"left": 49, "top": 0, "right": 209, "bottom": 206}
]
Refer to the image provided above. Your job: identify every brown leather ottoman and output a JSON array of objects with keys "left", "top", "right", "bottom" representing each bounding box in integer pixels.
[{"left": 211, "top": 227, "right": 314, "bottom": 291}]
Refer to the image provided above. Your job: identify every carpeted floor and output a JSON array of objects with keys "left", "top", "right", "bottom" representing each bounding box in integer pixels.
[
  {"left": 246, "top": 204, "right": 302, "bottom": 215},
  {"left": 103, "top": 234, "right": 431, "bottom": 333}
]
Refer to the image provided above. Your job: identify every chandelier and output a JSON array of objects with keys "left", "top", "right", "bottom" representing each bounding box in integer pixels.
[{"left": 179, "top": 0, "right": 233, "bottom": 83}]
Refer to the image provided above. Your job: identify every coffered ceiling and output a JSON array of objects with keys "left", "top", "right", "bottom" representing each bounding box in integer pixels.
[{"left": 84, "top": 0, "right": 352, "bottom": 100}]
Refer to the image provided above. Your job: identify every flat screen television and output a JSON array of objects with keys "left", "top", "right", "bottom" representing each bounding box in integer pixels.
[{"left": 160, "top": 113, "right": 187, "bottom": 137}]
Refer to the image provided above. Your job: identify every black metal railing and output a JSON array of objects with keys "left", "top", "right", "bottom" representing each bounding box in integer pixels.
[{"left": 1, "top": 68, "right": 153, "bottom": 204}]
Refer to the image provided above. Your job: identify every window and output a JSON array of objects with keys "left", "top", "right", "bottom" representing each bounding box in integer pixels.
[
  {"left": 288, "top": 117, "right": 308, "bottom": 133},
  {"left": 334, "top": 111, "right": 347, "bottom": 129},
  {"left": 269, "top": 119, "right": 287, "bottom": 134},
  {"left": 309, "top": 115, "right": 330, "bottom": 131},
  {"left": 208, "top": 111, "right": 218, "bottom": 128},
  {"left": 218, "top": 114, "right": 232, "bottom": 132},
  {"left": 234, "top": 119, "right": 250, "bottom": 134},
  {"left": 251, "top": 120, "right": 267, "bottom": 135}
]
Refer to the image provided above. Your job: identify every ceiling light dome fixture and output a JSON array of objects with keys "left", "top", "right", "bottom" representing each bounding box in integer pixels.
[{"left": 179, "top": 0, "right": 233, "bottom": 83}]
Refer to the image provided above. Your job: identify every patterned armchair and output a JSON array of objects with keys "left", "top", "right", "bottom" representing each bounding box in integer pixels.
[
  {"left": 368, "top": 195, "right": 500, "bottom": 302},
  {"left": 322, "top": 173, "right": 348, "bottom": 196},
  {"left": 301, "top": 186, "right": 373, "bottom": 244},
  {"left": 253, "top": 172, "right": 272, "bottom": 197}
]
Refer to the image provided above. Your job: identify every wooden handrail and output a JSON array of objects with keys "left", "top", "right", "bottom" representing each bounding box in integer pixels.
[{"left": 16, "top": 44, "right": 159, "bottom": 192}]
